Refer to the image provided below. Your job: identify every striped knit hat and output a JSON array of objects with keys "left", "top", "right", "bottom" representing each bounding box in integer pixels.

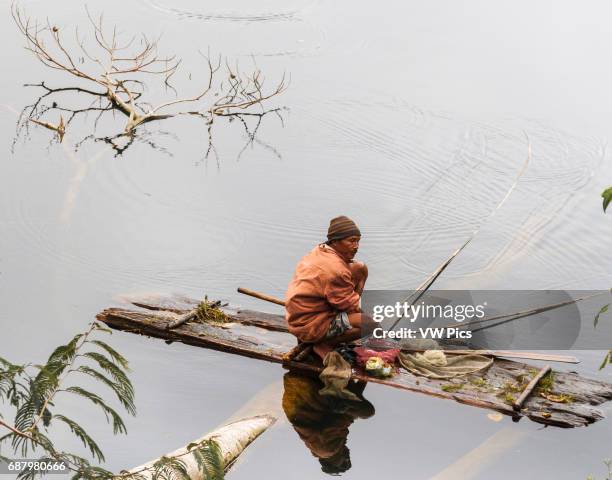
[{"left": 327, "top": 216, "right": 361, "bottom": 242}]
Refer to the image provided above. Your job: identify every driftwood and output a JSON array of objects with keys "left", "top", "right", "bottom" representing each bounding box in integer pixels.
[
  {"left": 98, "top": 293, "right": 612, "bottom": 428},
  {"left": 123, "top": 415, "right": 275, "bottom": 479},
  {"left": 512, "top": 365, "right": 551, "bottom": 411}
]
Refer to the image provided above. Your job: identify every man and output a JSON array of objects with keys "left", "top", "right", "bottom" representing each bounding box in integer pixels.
[{"left": 285, "top": 215, "right": 369, "bottom": 361}]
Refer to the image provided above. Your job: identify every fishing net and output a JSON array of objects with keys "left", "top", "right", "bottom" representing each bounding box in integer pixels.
[{"left": 398, "top": 351, "right": 493, "bottom": 379}]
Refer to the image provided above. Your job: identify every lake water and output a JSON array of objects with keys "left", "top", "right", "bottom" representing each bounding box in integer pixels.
[{"left": 2, "top": 0, "right": 612, "bottom": 478}]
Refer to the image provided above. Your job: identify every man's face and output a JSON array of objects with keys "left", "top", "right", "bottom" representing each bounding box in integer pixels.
[{"left": 331, "top": 235, "right": 361, "bottom": 261}]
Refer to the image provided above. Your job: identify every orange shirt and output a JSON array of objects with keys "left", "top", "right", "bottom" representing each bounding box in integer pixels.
[{"left": 285, "top": 244, "right": 360, "bottom": 343}]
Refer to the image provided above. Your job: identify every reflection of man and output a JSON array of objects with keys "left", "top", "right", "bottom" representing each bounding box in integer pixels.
[
  {"left": 285, "top": 216, "right": 369, "bottom": 361},
  {"left": 282, "top": 371, "right": 375, "bottom": 475}
]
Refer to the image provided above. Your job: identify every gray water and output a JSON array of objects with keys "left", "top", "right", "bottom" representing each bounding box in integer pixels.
[{"left": 2, "top": 0, "right": 612, "bottom": 478}]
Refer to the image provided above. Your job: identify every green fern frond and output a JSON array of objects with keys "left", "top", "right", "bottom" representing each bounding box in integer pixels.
[
  {"left": 89, "top": 341, "right": 130, "bottom": 370},
  {"left": 30, "top": 430, "right": 55, "bottom": 454},
  {"left": 47, "top": 334, "right": 81, "bottom": 365},
  {"left": 0, "top": 356, "right": 13, "bottom": 368},
  {"left": 92, "top": 323, "right": 113, "bottom": 335},
  {"left": 82, "top": 352, "right": 133, "bottom": 395},
  {"left": 41, "top": 407, "right": 52, "bottom": 427},
  {"left": 75, "top": 366, "right": 136, "bottom": 416},
  {"left": 65, "top": 386, "right": 127, "bottom": 434},
  {"left": 70, "top": 464, "right": 115, "bottom": 480},
  {"left": 152, "top": 455, "right": 191, "bottom": 480},
  {"left": 14, "top": 395, "right": 38, "bottom": 433},
  {"left": 191, "top": 439, "right": 225, "bottom": 480},
  {"left": 53, "top": 414, "right": 105, "bottom": 462}
]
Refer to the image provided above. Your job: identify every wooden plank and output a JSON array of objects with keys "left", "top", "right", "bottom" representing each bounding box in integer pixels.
[{"left": 122, "top": 293, "right": 288, "bottom": 332}]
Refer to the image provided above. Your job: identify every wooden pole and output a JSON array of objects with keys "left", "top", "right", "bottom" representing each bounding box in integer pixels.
[
  {"left": 400, "top": 348, "right": 578, "bottom": 364},
  {"left": 166, "top": 310, "right": 197, "bottom": 330},
  {"left": 513, "top": 364, "right": 551, "bottom": 411},
  {"left": 388, "top": 138, "right": 532, "bottom": 332},
  {"left": 237, "top": 287, "right": 286, "bottom": 307}
]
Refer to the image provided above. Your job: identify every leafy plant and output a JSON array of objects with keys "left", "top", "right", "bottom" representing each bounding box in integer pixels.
[
  {"left": 0, "top": 323, "right": 225, "bottom": 479},
  {"left": 595, "top": 304, "right": 611, "bottom": 328},
  {"left": 603, "top": 187, "right": 612, "bottom": 213},
  {"left": 587, "top": 459, "right": 612, "bottom": 480},
  {"left": 441, "top": 383, "right": 464, "bottom": 393},
  {"left": 194, "top": 298, "right": 230, "bottom": 325},
  {"left": 592, "top": 290, "right": 612, "bottom": 369},
  {"left": 599, "top": 351, "right": 612, "bottom": 371}
]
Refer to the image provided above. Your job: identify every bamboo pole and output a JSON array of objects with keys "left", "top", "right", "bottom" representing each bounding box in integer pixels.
[
  {"left": 513, "top": 365, "right": 551, "bottom": 411},
  {"left": 237, "top": 287, "right": 286, "bottom": 306},
  {"left": 388, "top": 137, "right": 532, "bottom": 331},
  {"left": 439, "top": 292, "right": 602, "bottom": 332},
  {"left": 400, "top": 348, "right": 577, "bottom": 364}
]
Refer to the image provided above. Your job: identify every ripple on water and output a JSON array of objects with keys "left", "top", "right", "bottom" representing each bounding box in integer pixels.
[
  {"left": 141, "top": 0, "right": 318, "bottom": 23},
  {"left": 139, "top": 0, "right": 332, "bottom": 58},
  {"left": 292, "top": 93, "right": 607, "bottom": 289}
]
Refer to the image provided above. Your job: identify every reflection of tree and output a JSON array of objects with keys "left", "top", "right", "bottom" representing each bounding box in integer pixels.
[
  {"left": 11, "top": 4, "right": 287, "bottom": 157},
  {"left": 282, "top": 371, "right": 375, "bottom": 475}
]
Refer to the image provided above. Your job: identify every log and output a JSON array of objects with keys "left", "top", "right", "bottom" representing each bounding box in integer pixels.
[
  {"left": 513, "top": 365, "right": 551, "bottom": 411},
  {"left": 123, "top": 415, "right": 275, "bottom": 479}
]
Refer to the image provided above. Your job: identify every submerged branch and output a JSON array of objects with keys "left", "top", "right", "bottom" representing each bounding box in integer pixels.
[{"left": 12, "top": 3, "right": 287, "bottom": 157}]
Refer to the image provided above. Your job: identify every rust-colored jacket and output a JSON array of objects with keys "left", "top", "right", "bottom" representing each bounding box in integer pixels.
[{"left": 285, "top": 244, "right": 360, "bottom": 343}]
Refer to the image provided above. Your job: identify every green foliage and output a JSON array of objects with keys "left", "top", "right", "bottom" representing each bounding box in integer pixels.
[
  {"left": 189, "top": 439, "right": 225, "bottom": 480},
  {"left": 587, "top": 459, "right": 612, "bottom": 480},
  {"left": 75, "top": 366, "right": 136, "bottom": 416},
  {"left": 1, "top": 323, "right": 227, "bottom": 480},
  {"left": 595, "top": 290, "right": 612, "bottom": 369},
  {"left": 89, "top": 341, "right": 130, "bottom": 370},
  {"left": 469, "top": 377, "right": 487, "bottom": 387},
  {"left": 64, "top": 387, "right": 127, "bottom": 435},
  {"left": 600, "top": 351, "right": 612, "bottom": 370},
  {"left": 195, "top": 297, "right": 230, "bottom": 324},
  {"left": 602, "top": 187, "right": 612, "bottom": 213},
  {"left": 151, "top": 455, "right": 190, "bottom": 480},
  {"left": 0, "top": 323, "right": 134, "bottom": 477},
  {"left": 441, "top": 383, "right": 464, "bottom": 393},
  {"left": 595, "top": 304, "right": 611, "bottom": 327},
  {"left": 53, "top": 415, "right": 105, "bottom": 462},
  {"left": 536, "top": 371, "right": 555, "bottom": 394}
]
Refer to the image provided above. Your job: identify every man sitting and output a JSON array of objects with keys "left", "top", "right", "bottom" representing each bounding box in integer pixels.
[{"left": 285, "top": 215, "right": 369, "bottom": 361}]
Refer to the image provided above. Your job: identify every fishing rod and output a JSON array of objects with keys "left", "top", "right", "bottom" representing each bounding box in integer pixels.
[
  {"left": 388, "top": 133, "right": 532, "bottom": 331},
  {"left": 440, "top": 292, "right": 603, "bottom": 333}
]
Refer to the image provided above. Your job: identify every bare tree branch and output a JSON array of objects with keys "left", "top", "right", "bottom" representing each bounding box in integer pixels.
[{"left": 12, "top": 3, "right": 287, "bottom": 157}]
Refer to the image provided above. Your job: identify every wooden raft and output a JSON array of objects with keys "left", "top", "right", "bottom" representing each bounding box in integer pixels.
[{"left": 97, "top": 294, "right": 612, "bottom": 429}]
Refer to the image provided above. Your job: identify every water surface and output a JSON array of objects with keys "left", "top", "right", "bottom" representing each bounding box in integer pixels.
[{"left": 1, "top": 1, "right": 612, "bottom": 478}]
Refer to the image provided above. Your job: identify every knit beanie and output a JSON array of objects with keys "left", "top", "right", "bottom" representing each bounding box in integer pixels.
[{"left": 327, "top": 216, "right": 361, "bottom": 242}]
